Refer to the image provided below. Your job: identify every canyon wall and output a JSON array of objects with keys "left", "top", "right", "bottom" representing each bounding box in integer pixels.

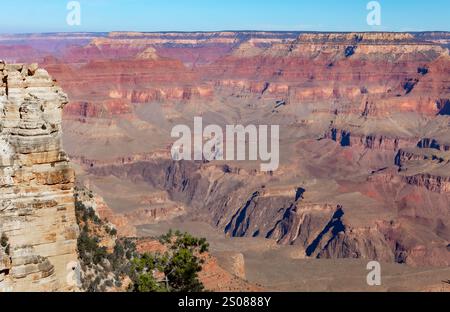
[
  {"left": 88, "top": 158, "right": 450, "bottom": 267},
  {"left": 48, "top": 31, "right": 448, "bottom": 267},
  {"left": 2, "top": 32, "right": 447, "bottom": 269},
  {"left": 0, "top": 62, "right": 78, "bottom": 291}
]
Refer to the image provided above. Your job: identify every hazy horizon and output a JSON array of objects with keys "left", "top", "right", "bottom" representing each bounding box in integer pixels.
[
  {"left": 1, "top": 0, "right": 449, "bottom": 34},
  {"left": 1, "top": 30, "right": 450, "bottom": 36}
]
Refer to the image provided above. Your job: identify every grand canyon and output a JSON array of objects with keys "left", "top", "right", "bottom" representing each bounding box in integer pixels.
[{"left": 1, "top": 31, "right": 449, "bottom": 292}]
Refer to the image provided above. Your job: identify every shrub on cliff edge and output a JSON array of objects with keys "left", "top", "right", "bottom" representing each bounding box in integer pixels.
[{"left": 131, "top": 230, "right": 209, "bottom": 293}]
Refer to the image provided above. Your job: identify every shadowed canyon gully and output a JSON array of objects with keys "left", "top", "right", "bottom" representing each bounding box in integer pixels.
[{"left": 1, "top": 31, "right": 450, "bottom": 291}]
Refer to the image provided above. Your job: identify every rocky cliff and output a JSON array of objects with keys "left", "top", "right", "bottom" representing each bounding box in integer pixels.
[{"left": 0, "top": 62, "right": 78, "bottom": 291}]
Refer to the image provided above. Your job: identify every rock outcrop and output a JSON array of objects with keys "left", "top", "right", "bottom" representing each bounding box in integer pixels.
[{"left": 0, "top": 62, "right": 78, "bottom": 291}]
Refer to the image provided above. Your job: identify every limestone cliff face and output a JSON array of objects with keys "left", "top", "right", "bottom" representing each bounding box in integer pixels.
[{"left": 0, "top": 62, "right": 78, "bottom": 291}]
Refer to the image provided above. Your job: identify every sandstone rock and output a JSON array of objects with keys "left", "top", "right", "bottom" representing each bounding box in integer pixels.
[
  {"left": 0, "top": 63, "right": 78, "bottom": 292},
  {"left": 136, "top": 47, "right": 160, "bottom": 60},
  {"left": 5, "top": 64, "right": 23, "bottom": 72},
  {"left": 28, "top": 63, "right": 39, "bottom": 76}
]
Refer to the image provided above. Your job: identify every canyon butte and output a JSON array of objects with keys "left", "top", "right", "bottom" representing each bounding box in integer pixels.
[{"left": 1, "top": 31, "right": 450, "bottom": 291}]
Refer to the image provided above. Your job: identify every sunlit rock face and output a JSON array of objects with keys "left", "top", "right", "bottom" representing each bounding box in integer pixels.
[{"left": 0, "top": 62, "right": 78, "bottom": 292}]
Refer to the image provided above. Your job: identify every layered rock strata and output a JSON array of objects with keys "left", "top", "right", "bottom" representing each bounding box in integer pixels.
[{"left": 0, "top": 62, "right": 78, "bottom": 291}]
